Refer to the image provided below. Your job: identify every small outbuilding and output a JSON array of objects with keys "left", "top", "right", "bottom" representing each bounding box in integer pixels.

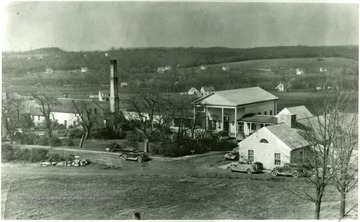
[{"left": 188, "top": 87, "right": 199, "bottom": 95}]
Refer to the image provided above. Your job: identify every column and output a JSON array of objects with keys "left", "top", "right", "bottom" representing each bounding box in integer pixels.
[
  {"left": 234, "top": 107, "right": 237, "bottom": 138},
  {"left": 221, "top": 107, "right": 224, "bottom": 131}
]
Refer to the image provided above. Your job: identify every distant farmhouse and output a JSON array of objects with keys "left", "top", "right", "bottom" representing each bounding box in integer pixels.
[
  {"left": 81, "top": 67, "right": 89, "bottom": 73},
  {"left": 188, "top": 87, "right": 199, "bottom": 95},
  {"left": 296, "top": 68, "right": 304, "bottom": 75},
  {"left": 157, "top": 67, "right": 165, "bottom": 73},
  {"left": 200, "top": 86, "right": 215, "bottom": 96},
  {"left": 120, "top": 82, "right": 128, "bottom": 87},
  {"left": 319, "top": 67, "right": 327, "bottom": 73},
  {"left": 222, "top": 66, "right": 229, "bottom": 71},
  {"left": 45, "top": 68, "right": 53, "bottom": 74},
  {"left": 275, "top": 82, "right": 292, "bottom": 92},
  {"left": 200, "top": 65, "right": 207, "bottom": 70}
]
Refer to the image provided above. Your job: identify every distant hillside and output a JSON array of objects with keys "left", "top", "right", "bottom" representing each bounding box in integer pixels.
[{"left": 2, "top": 45, "right": 358, "bottom": 77}]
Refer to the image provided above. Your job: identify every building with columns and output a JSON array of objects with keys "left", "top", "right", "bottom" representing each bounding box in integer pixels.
[{"left": 192, "top": 87, "right": 278, "bottom": 140}]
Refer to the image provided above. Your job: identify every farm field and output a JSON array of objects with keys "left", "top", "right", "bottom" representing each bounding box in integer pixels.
[{"left": 1, "top": 151, "right": 358, "bottom": 220}]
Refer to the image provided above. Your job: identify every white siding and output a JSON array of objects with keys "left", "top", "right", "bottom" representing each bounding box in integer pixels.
[
  {"left": 52, "top": 112, "right": 78, "bottom": 128},
  {"left": 238, "top": 127, "right": 291, "bottom": 170}
]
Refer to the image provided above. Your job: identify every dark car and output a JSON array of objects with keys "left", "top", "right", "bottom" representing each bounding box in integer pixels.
[
  {"left": 119, "top": 147, "right": 150, "bottom": 163},
  {"left": 224, "top": 147, "right": 240, "bottom": 160},
  {"left": 227, "top": 160, "right": 263, "bottom": 174},
  {"left": 271, "top": 163, "right": 304, "bottom": 178}
]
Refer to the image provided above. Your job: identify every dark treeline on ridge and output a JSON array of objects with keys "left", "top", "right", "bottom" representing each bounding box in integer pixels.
[{"left": 3, "top": 45, "right": 358, "bottom": 76}]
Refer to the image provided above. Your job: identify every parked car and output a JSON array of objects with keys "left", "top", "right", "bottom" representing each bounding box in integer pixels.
[
  {"left": 227, "top": 160, "right": 263, "bottom": 174},
  {"left": 271, "top": 163, "right": 304, "bottom": 178},
  {"left": 224, "top": 148, "right": 239, "bottom": 160},
  {"left": 119, "top": 147, "right": 150, "bottom": 163}
]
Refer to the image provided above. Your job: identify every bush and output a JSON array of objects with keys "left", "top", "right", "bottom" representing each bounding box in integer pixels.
[
  {"left": 34, "top": 136, "right": 49, "bottom": 146},
  {"left": 22, "top": 133, "right": 40, "bottom": 145},
  {"left": 91, "top": 128, "right": 124, "bottom": 139},
  {"left": 48, "top": 153, "right": 61, "bottom": 162},
  {"left": 63, "top": 138, "right": 74, "bottom": 146},
  {"left": 49, "top": 137, "right": 62, "bottom": 147},
  {"left": 2, "top": 144, "right": 15, "bottom": 162},
  {"left": 68, "top": 128, "right": 83, "bottom": 139},
  {"left": 29, "top": 148, "right": 49, "bottom": 162},
  {"left": 162, "top": 137, "right": 208, "bottom": 157}
]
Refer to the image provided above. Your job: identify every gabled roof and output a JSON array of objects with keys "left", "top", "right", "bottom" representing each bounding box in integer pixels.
[
  {"left": 239, "top": 115, "right": 278, "bottom": 124},
  {"left": 265, "top": 123, "right": 310, "bottom": 150},
  {"left": 201, "top": 86, "right": 215, "bottom": 92},
  {"left": 277, "top": 105, "right": 313, "bottom": 120},
  {"left": 194, "top": 87, "right": 278, "bottom": 106}
]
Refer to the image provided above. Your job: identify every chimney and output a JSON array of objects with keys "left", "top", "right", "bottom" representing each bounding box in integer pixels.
[
  {"left": 277, "top": 114, "right": 297, "bottom": 128},
  {"left": 109, "top": 60, "right": 119, "bottom": 115}
]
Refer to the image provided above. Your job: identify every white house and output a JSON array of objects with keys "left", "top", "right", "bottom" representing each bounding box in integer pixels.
[
  {"left": 320, "top": 67, "right": 327, "bottom": 72},
  {"left": 157, "top": 67, "right": 165, "bottom": 73},
  {"left": 222, "top": 66, "right": 229, "bottom": 71},
  {"left": 164, "top": 65, "right": 172, "bottom": 71},
  {"left": 296, "top": 68, "right": 304, "bottom": 75},
  {"left": 276, "top": 106, "right": 313, "bottom": 120},
  {"left": 81, "top": 67, "right": 89, "bottom": 73},
  {"left": 192, "top": 87, "right": 279, "bottom": 139},
  {"left": 188, "top": 87, "right": 199, "bottom": 95},
  {"left": 120, "top": 82, "right": 128, "bottom": 87},
  {"left": 200, "top": 86, "right": 215, "bottom": 96},
  {"left": 200, "top": 65, "right": 207, "bottom": 70},
  {"left": 46, "top": 68, "right": 53, "bottom": 74},
  {"left": 275, "top": 82, "right": 285, "bottom": 92},
  {"left": 238, "top": 123, "right": 310, "bottom": 169}
]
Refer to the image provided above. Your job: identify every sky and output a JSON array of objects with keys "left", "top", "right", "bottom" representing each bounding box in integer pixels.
[{"left": 2, "top": 1, "right": 359, "bottom": 52}]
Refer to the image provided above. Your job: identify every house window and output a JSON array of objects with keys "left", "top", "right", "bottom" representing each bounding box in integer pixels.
[
  {"left": 38, "top": 116, "right": 40, "bottom": 121},
  {"left": 270, "top": 110, "right": 273, "bottom": 115},
  {"left": 258, "top": 112, "right": 261, "bottom": 115},
  {"left": 299, "top": 151, "right": 303, "bottom": 163},
  {"left": 264, "top": 111, "right": 267, "bottom": 115},
  {"left": 248, "top": 150, "right": 254, "bottom": 162},
  {"left": 260, "top": 139, "right": 268, "bottom": 143},
  {"left": 64, "top": 120, "right": 67, "bottom": 128},
  {"left": 94, "top": 108, "right": 97, "bottom": 114},
  {"left": 274, "top": 153, "right": 281, "bottom": 165}
]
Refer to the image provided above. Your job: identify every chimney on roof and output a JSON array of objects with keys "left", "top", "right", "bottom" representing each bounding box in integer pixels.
[
  {"left": 109, "top": 60, "right": 119, "bottom": 115},
  {"left": 277, "top": 114, "right": 297, "bottom": 128}
]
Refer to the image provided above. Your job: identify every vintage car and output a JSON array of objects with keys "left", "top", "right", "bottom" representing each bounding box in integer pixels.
[
  {"left": 227, "top": 160, "right": 263, "bottom": 174},
  {"left": 271, "top": 163, "right": 304, "bottom": 178},
  {"left": 224, "top": 147, "right": 240, "bottom": 160},
  {"left": 119, "top": 147, "right": 150, "bottom": 163}
]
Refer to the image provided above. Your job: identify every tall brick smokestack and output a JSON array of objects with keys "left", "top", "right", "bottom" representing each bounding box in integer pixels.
[{"left": 109, "top": 60, "right": 119, "bottom": 115}]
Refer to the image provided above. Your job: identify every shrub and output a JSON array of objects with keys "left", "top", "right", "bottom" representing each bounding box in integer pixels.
[
  {"left": 162, "top": 138, "right": 208, "bottom": 157},
  {"left": 123, "top": 140, "right": 139, "bottom": 148},
  {"left": 49, "top": 137, "right": 62, "bottom": 147},
  {"left": 48, "top": 153, "right": 61, "bottom": 162},
  {"left": 68, "top": 128, "right": 83, "bottom": 139},
  {"left": 63, "top": 138, "right": 74, "bottom": 146},
  {"left": 29, "top": 148, "right": 49, "bottom": 162},
  {"left": 13, "top": 132, "right": 24, "bottom": 144},
  {"left": 22, "top": 133, "right": 40, "bottom": 145},
  {"left": 91, "top": 128, "right": 124, "bottom": 139},
  {"left": 34, "top": 136, "right": 49, "bottom": 146},
  {"left": 2, "top": 144, "right": 15, "bottom": 162}
]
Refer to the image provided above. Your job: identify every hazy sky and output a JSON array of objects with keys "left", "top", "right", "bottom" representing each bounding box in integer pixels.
[{"left": 2, "top": 1, "right": 359, "bottom": 51}]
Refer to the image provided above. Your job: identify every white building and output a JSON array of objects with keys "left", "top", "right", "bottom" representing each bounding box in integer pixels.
[
  {"left": 81, "top": 67, "right": 89, "bottom": 73},
  {"left": 238, "top": 123, "right": 310, "bottom": 169},
  {"left": 192, "top": 87, "right": 279, "bottom": 139},
  {"left": 296, "top": 68, "right": 304, "bottom": 75},
  {"left": 188, "top": 87, "right": 200, "bottom": 95}
]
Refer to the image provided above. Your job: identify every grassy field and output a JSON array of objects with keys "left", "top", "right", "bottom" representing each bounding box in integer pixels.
[
  {"left": 2, "top": 164, "right": 357, "bottom": 220},
  {"left": 1, "top": 150, "right": 358, "bottom": 220}
]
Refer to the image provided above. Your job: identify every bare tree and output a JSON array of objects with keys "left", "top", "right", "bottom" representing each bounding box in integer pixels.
[
  {"left": 72, "top": 100, "right": 100, "bottom": 148},
  {"left": 331, "top": 112, "right": 358, "bottom": 218},
  {"left": 295, "top": 91, "right": 357, "bottom": 219},
  {"left": 125, "top": 92, "right": 176, "bottom": 153},
  {"left": 33, "top": 94, "right": 58, "bottom": 145},
  {"left": 2, "top": 98, "right": 21, "bottom": 144}
]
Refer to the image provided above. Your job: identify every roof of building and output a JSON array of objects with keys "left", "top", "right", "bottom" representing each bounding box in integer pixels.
[
  {"left": 239, "top": 115, "right": 278, "bottom": 124},
  {"left": 201, "top": 86, "right": 215, "bottom": 92},
  {"left": 277, "top": 105, "right": 313, "bottom": 120},
  {"left": 266, "top": 123, "right": 310, "bottom": 150},
  {"left": 194, "top": 87, "right": 278, "bottom": 106}
]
